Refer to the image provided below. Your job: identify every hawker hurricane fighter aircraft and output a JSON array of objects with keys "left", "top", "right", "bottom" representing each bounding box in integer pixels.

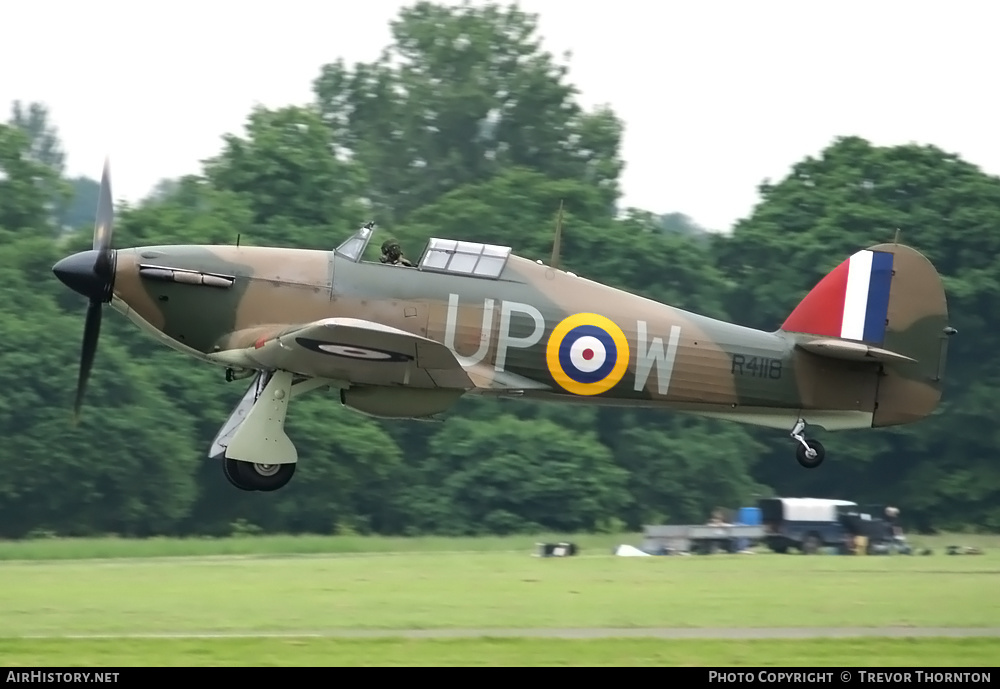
[{"left": 52, "top": 162, "right": 955, "bottom": 492}]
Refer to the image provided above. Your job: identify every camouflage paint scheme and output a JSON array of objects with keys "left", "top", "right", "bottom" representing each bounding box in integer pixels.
[
  {"left": 55, "top": 164, "right": 953, "bottom": 491},
  {"left": 106, "top": 225, "right": 951, "bottom": 435}
]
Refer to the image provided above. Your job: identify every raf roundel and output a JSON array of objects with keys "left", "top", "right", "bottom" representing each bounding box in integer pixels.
[
  {"left": 295, "top": 337, "right": 413, "bottom": 363},
  {"left": 545, "top": 313, "right": 630, "bottom": 396}
]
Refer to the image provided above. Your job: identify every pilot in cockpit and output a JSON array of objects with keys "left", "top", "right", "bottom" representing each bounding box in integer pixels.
[{"left": 379, "top": 239, "right": 414, "bottom": 267}]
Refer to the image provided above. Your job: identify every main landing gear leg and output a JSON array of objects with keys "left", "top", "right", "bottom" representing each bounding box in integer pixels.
[
  {"left": 209, "top": 370, "right": 298, "bottom": 492},
  {"left": 790, "top": 417, "right": 825, "bottom": 469}
]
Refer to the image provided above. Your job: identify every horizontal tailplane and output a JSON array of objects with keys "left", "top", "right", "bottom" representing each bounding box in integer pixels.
[{"left": 795, "top": 338, "right": 915, "bottom": 364}]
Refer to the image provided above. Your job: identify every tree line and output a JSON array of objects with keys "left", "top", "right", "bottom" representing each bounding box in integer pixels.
[{"left": 1, "top": 1, "right": 997, "bottom": 538}]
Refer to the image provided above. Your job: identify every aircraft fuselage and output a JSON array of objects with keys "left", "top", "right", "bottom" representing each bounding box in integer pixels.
[{"left": 109, "top": 243, "right": 881, "bottom": 431}]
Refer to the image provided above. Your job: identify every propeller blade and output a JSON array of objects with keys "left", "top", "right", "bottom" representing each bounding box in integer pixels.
[
  {"left": 73, "top": 299, "right": 103, "bottom": 421},
  {"left": 93, "top": 158, "right": 114, "bottom": 276}
]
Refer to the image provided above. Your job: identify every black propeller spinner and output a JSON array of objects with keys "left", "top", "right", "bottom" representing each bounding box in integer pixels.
[{"left": 52, "top": 159, "right": 117, "bottom": 421}]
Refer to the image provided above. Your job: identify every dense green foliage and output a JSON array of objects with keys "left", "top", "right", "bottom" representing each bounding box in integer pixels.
[{"left": 1, "top": 1, "right": 997, "bottom": 538}]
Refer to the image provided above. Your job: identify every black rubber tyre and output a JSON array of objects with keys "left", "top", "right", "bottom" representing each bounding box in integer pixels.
[
  {"left": 223, "top": 458, "right": 257, "bottom": 491},
  {"left": 796, "top": 439, "right": 825, "bottom": 469},
  {"left": 802, "top": 533, "right": 822, "bottom": 555},
  {"left": 234, "top": 460, "right": 296, "bottom": 492}
]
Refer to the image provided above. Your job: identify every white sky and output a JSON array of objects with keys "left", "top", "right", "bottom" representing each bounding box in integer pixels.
[{"left": 3, "top": 0, "right": 998, "bottom": 232}]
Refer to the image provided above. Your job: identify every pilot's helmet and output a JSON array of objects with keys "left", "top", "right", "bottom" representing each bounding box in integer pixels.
[{"left": 381, "top": 239, "right": 401, "bottom": 255}]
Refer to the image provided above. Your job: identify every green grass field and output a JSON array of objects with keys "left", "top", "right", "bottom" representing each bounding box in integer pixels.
[
  {"left": 0, "top": 532, "right": 630, "bottom": 560},
  {"left": 2, "top": 637, "right": 997, "bottom": 667},
  {"left": 2, "top": 533, "right": 997, "bottom": 666},
  {"left": 2, "top": 530, "right": 996, "bottom": 561}
]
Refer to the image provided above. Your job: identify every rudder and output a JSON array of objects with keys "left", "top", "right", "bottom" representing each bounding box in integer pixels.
[{"left": 781, "top": 243, "right": 952, "bottom": 427}]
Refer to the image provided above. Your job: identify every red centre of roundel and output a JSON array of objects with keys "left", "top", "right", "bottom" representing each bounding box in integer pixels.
[{"left": 582, "top": 348, "right": 594, "bottom": 361}]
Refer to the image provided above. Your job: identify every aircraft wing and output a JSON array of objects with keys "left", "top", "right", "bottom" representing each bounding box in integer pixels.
[{"left": 217, "top": 317, "right": 476, "bottom": 389}]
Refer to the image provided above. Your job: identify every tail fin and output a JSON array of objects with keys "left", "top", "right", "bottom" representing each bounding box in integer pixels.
[{"left": 781, "top": 243, "right": 952, "bottom": 427}]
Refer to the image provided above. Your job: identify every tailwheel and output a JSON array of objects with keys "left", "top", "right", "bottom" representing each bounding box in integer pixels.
[
  {"left": 790, "top": 417, "right": 825, "bottom": 469},
  {"left": 795, "top": 439, "right": 825, "bottom": 469},
  {"left": 232, "top": 459, "right": 296, "bottom": 492}
]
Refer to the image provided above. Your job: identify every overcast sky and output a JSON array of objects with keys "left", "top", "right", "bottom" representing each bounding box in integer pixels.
[{"left": 3, "top": 0, "right": 998, "bottom": 232}]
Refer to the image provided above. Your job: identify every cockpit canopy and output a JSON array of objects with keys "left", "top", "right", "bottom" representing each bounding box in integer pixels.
[
  {"left": 334, "top": 223, "right": 374, "bottom": 262},
  {"left": 334, "top": 223, "right": 512, "bottom": 280}
]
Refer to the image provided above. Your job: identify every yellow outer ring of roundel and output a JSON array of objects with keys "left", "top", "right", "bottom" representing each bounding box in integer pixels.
[{"left": 545, "top": 313, "right": 631, "bottom": 396}]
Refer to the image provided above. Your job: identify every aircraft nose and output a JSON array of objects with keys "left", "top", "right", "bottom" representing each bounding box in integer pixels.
[{"left": 52, "top": 249, "right": 116, "bottom": 303}]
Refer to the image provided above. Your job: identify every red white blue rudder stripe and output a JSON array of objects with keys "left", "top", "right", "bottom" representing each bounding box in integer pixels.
[{"left": 781, "top": 249, "right": 894, "bottom": 345}]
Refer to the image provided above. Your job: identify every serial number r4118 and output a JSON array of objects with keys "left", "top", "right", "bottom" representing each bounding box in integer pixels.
[{"left": 731, "top": 354, "right": 782, "bottom": 379}]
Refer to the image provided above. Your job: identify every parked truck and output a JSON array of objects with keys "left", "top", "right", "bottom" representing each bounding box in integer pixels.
[{"left": 759, "top": 497, "right": 858, "bottom": 554}]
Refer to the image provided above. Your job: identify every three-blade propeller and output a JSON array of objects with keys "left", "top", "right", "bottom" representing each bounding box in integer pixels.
[{"left": 52, "top": 159, "right": 117, "bottom": 422}]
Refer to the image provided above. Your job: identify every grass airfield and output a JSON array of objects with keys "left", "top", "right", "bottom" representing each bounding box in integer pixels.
[{"left": 1, "top": 532, "right": 998, "bottom": 666}]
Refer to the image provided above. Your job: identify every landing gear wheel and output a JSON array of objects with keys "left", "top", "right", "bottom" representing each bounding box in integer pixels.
[
  {"left": 223, "top": 458, "right": 257, "bottom": 491},
  {"left": 796, "top": 439, "right": 825, "bottom": 469},
  {"left": 234, "top": 460, "right": 296, "bottom": 492}
]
